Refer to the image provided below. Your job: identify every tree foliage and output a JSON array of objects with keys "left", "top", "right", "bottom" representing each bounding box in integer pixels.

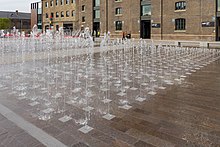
[{"left": 0, "top": 18, "right": 11, "bottom": 29}]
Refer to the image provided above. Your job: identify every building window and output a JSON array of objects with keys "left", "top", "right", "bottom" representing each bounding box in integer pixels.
[
  {"left": 94, "top": 0, "right": 100, "bottom": 6},
  {"left": 175, "top": 1, "right": 186, "bottom": 10},
  {"left": 175, "top": 18, "right": 186, "bottom": 30},
  {"left": 56, "top": 12, "right": 59, "bottom": 17},
  {"left": 66, "top": 0, "right": 69, "bottom": 4},
  {"left": 115, "top": 0, "right": 122, "bottom": 2},
  {"left": 94, "top": 10, "right": 100, "bottom": 18},
  {"left": 72, "top": 10, "right": 75, "bottom": 16},
  {"left": 45, "top": 2, "right": 48, "bottom": 8},
  {"left": 46, "top": 13, "right": 48, "bottom": 18},
  {"left": 39, "top": 2, "right": 42, "bottom": 8},
  {"left": 115, "top": 7, "right": 122, "bottom": 15},
  {"left": 82, "top": 16, "right": 85, "bottom": 22},
  {"left": 142, "top": 5, "right": 151, "bottom": 16},
  {"left": 82, "top": 5, "right": 85, "bottom": 11},
  {"left": 50, "top": 0, "right": 53, "bottom": 7},
  {"left": 61, "top": 11, "right": 64, "bottom": 17},
  {"left": 66, "top": 11, "right": 69, "bottom": 17},
  {"left": 115, "top": 21, "right": 122, "bottom": 30},
  {"left": 72, "top": 0, "right": 75, "bottom": 3},
  {"left": 37, "top": 8, "right": 42, "bottom": 14},
  {"left": 51, "top": 12, "right": 54, "bottom": 18},
  {"left": 56, "top": 0, "right": 58, "bottom": 5},
  {"left": 218, "top": 0, "right": 220, "bottom": 11},
  {"left": 61, "top": 0, "right": 64, "bottom": 5}
]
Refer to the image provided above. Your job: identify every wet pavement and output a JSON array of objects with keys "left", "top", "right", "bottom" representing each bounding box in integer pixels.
[{"left": 0, "top": 48, "right": 220, "bottom": 146}]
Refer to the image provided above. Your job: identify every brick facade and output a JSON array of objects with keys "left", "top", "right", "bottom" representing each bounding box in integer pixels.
[
  {"left": 42, "top": 0, "right": 76, "bottom": 32},
  {"left": 41, "top": 0, "right": 220, "bottom": 41},
  {"left": 152, "top": 0, "right": 216, "bottom": 41}
]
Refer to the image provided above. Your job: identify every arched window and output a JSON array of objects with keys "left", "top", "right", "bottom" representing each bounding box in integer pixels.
[
  {"left": 56, "top": 12, "right": 59, "bottom": 17},
  {"left": 175, "top": 18, "right": 186, "bottom": 30},
  {"left": 61, "top": 11, "right": 64, "bottom": 17},
  {"left": 66, "top": 11, "right": 70, "bottom": 17}
]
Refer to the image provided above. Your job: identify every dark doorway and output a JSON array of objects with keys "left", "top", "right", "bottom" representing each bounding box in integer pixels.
[
  {"left": 63, "top": 24, "right": 73, "bottom": 31},
  {"left": 63, "top": 24, "right": 73, "bottom": 35},
  {"left": 140, "top": 20, "right": 151, "bottom": 39},
  {"left": 217, "top": 18, "right": 220, "bottom": 41},
  {"left": 93, "top": 22, "right": 100, "bottom": 37}
]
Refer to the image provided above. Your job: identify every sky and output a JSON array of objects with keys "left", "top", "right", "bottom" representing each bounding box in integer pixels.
[{"left": 0, "top": 0, "right": 37, "bottom": 13}]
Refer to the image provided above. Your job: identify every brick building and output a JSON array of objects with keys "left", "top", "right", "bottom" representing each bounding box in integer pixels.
[
  {"left": 152, "top": 0, "right": 219, "bottom": 41},
  {"left": 41, "top": 0, "right": 220, "bottom": 41},
  {"left": 42, "top": 0, "right": 77, "bottom": 32}
]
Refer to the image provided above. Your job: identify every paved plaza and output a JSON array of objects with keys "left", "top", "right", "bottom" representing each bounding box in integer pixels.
[{"left": 0, "top": 40, "right": 220, "bottom": 147}]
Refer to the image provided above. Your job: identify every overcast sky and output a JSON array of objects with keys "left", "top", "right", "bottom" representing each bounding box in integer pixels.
[{"left": 0, "top": 0, "right": 37, "bottom": 13}]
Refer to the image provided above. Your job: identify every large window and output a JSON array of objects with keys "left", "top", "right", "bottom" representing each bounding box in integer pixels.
[
  {"left": 56, "top": 0, "right": 58, "bottom": 5},
  {"left": 115, "top": 21, "right": 122, "bottom": 30},
  {"left": 61, "top": 0, "right": 64, "bottom": 5},
  {"left": 142, "top": 5, "right": 151, "bottom": 16},
  {"left": 94, "top": 10, "right": 100, "bottom": 18},
  {"left": 66, "top": 0, "right": 69, "bottom": 4},
  {"left": 37, "top": 14, "right": 42, "bottom": 24},
  {"left": 94, "top": 0, "right": 100, "bottom": 6},
  {"left": 46, "top": 13, "right": 48, "bottom": 18},
  {"left": 175, "top": 18, "right": 186, "bottom": 30},
  {"left": 115, "top": 7, "right": 122, "bottom": 15},
  {"left": 175, "top": 1, "right": 186, "bottom": 10}
]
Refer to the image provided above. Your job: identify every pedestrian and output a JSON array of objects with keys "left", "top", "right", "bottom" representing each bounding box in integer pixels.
[{"left": 122, "top": 31, "right": 125, "bottom": 40}]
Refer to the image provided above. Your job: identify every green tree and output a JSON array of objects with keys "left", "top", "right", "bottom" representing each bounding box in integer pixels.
[{"left": 0, "top": 18, "right": 11, "bottom": 29}]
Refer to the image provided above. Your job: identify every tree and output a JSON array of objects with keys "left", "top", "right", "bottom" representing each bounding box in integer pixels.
[{"left": 0, "top": 18, "right": 11, "bottom": 29}]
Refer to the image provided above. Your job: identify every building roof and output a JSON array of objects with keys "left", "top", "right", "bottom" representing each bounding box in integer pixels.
[{"left": 0, "top": 11, "right": 31, "bottom": 20}]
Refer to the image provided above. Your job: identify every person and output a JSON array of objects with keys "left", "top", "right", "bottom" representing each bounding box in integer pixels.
[
  {"left": 122, "top": 31, "right": 125, "bottom": 40},
  {"left": 107, "top": 31, "right": 110, "bottom": 37}
]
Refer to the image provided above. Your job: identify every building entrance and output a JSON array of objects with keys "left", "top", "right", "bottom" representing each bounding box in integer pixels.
[
  {"left": 140, "top": 20, "right": 151, "bottom": 39},
  {"left": 93, "top": 22, "right": 100, "bottom": 37},
  {"left": 63, "top": 24, "right": 73, "bottom": 31}
]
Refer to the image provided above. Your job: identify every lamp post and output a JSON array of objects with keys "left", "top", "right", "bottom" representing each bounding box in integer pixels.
[{"left": 16, "top": 10, "right": 22, "bottom": 32}]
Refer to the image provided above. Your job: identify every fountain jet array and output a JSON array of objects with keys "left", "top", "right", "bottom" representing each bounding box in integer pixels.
[{"left": 0, "top": 26, "right": 220, "bottom": 134}]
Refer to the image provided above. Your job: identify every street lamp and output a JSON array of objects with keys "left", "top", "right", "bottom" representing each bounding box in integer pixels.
[{"left": 15, "top": 10, "right": 22, "bottom": 32}]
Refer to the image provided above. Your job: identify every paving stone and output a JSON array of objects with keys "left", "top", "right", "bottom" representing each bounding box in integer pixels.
[
  {"left": 42, "top": 125, "right": 63, "bottom": 137},
  {"left": 15, "top": 132, "right": 41, "bottom": 147},
  {"left": 56, "top": 132, "right": 78, "bottom": 146},
  {"left": 134, "top": 140, "right": 156, "bottom": 147}
]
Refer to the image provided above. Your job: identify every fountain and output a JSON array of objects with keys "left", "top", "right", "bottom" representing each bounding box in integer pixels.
[{"left": 0, "top": 25, "right": 220, "bottom": 137}]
